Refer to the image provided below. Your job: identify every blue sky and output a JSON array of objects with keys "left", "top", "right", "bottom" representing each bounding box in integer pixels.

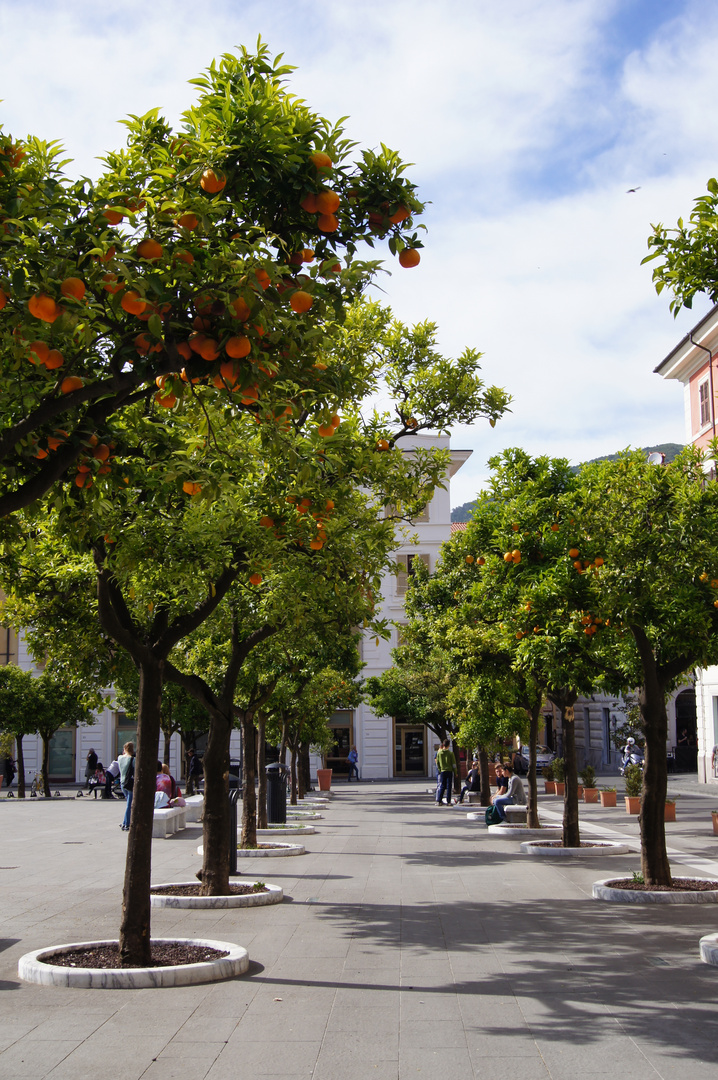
[{"left": 2, "top": 0, "right": 716, "bottom": 506}]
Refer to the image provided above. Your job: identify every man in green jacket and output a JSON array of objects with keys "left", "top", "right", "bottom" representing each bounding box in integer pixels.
[{"left": 435, "top": 739, "right": 456, "bottom": 806}]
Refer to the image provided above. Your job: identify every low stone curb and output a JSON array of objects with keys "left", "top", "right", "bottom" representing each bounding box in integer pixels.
[
  {"left": 486, "top": 824, "right": 564, "bottom": 840},
  {"left": 18, "top": 938, "right": 249, "bottom": 989},
  {"left": 593, "top": 877, "right": 718, "bottom": 903},
  {"left": 150, "top": 882, "right": 283, "bottom": 908},
  {"left": 520, "top": 840, "right": 631, "bottom": 856},
  {"left": 699, "top": 933, "right": 718, "bottom": 965},
  {"left": 197, "top": 843, "right": 305, "bottom": 858},
  {"left": 287, "top": 811, "right": 322, "bottom": 819}
]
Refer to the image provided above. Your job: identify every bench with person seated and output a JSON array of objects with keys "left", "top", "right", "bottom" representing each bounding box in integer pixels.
[{"left": 152, "top": 805, "right": 187, "bottom": 838}]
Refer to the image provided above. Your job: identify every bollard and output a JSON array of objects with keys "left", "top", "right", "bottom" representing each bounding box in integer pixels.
[
  {"left": 266, "top": 762, "right": 288, "bottom": 824},
  {"left": 229, "top": 788, "right": 239, "bottom": 875}
]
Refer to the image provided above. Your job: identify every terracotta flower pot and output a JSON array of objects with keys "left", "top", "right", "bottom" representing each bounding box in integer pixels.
[
  {"left": 554, "top": 782, "right": 565, "bottom": 796},
  {"left": 712, "top": 811, "right": 718, "bottom": 836},
  {"left": 600, "top": 790, "right": 617, "bottom": 808},
  {"left": 545, "top": 781, "right": 556, "bottom": 795},
  {"left": 624, "top": 796, "right": 641, "bottom": 814},
  {"left": 664, "top": 802, "right": 676, "bottom": 822},
  {"left": 316, "top": 768, "right": 332, "bottom": 792},
  {"left": 583, "top": 787, "right": 599, "bottom": 803}
]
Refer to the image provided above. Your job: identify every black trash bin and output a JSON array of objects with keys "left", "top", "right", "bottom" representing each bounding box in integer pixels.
[
  {"left": 228, "top": 759, "right": 242, "bottom": 791},
  {"left": 228, "top": 789, "right": 239, "bottom": 875},
  {"left": 266, "top": 762, "right": 287, "bottom": 825}
]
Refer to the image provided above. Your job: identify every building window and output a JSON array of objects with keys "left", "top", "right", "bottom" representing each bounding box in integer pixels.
[
  {"left": 115, "top": 712, "right": 137, "bottom": 759},
  {"left": 396, "top": 553, "right": 430, "bottom": 595},
  {"left": 700, "top": 380, "right": 711, "bottom": 427}
]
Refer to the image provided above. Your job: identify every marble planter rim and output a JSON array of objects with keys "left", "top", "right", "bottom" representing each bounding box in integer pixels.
[
  {"left": 593, "top": 877, "right": 718, "bottom": 903},
  {"left": 197, "top": 842, "right": 305, "bottom": 857},
  {"left": 255, "top": 825, "right": 316, "bottom": 836},
  {"left": 150, "top": 881, "right": 283, "bottom": 908},
  {"left": 18, "top": 937, "right": 249, "bottom": 989},
  {"left": 520, "top": 840, "right": 631, "bottom": 856},
  {"left": 699, "top": 933, "right": 718, "bottom": 965},
  {"left": 286, "top": 811, "right": 322, "bottom": 819},
  {"left": 485, "top": 823, "right": 564, "bottom": 839}
]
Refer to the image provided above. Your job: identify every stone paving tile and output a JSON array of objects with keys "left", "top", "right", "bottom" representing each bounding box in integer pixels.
[
  {"left": 209, "top": 1038, "right": 322, "bottom": 1074},
  {"left": 0, "top": 1039, "right": 78, "bottom": 1079}
]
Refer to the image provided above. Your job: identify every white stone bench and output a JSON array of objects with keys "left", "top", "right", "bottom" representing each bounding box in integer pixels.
[
  {"left": 152, "top": 806, "right": 187, "bottom": 838},
  {"left": 184, "top": 795, "right": 204, "bottom": 823},
  {"left": 504, "top": 805, "right": 528, "bottom": 824}
]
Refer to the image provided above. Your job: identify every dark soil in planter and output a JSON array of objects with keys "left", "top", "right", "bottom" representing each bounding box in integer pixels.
[
  {"left": 40, "top": 943, "right": 229, "bottom": 969},
  {"left": 608, "top": 878, "right": 718, "bottom": 892},
  {"left": 151, "top": 884, "right": 267, "bottom": 897},
  {"left": 532, "top": 841, "right": 614, "bottom": 848}
]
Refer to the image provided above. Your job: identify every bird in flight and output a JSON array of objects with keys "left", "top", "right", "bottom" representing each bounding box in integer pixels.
[{"left": 626, "top": 186, "right": 641, "bottom": 193}]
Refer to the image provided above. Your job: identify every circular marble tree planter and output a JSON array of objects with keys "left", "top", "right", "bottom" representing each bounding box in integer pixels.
[
  {"left": 292, "top": 801, "right": 327, "bottom": 810},
  {"left": 197, "top": 842, "right": 305, "bottom": 858},
  {"left": 593, "top": 878, "right": 718, "bottom": 903},
  {"left": 486, "top": 824, "right": 564, "bottom": 840},
  {"left": 150, "top": 882, "right": 283, "bottom": 908},
  {"left": 255, "top": 825, "right": 316, "bottom": 836},
  {"left": 18, "top": 938, "right": 249, "bottom": 989},
  {"left": 287, "top": 811, "right": 322, "bottom": 820},
  {"left": 699, "top": 933, "right": 718, "bottom": 965},
  {"left": 520, "top": 840, "right": 631, "bottom": 856}
]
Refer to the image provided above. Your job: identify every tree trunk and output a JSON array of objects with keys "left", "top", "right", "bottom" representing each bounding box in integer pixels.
[
  {"left": 632, "top": 629, "right": 672, "bottom": 885},
  {"left": 161, "top": 724, "right": 172, "bottom": 766},
  {"left": 526, "top": 702, "right": 541, "bottom": 830},
  {"left": 561, "top": 705, "right": 580, "bottom": 847},
  {"left": 239, "top": 712, "right": 257, "bottom": 848},
  {"left": 256, "top": 715, "right": 267, "bottom": 831},
  {"left": 297, "top": 742, "right": 306, "bottom": 800},
  {"left": 198, "top": 713, "right": 231, "bottom": 895},
  {"left": 16, "top": 734, "right": 25, "bottom": 798},
  {"left": 300, "top": 743, "right": 311, "bottom": 793},
  {"left": 478, "top": 747, "right": 491, "bottom": 807},
  {"left": 290, "top": 743, "right": 298, "bottom": 805},
  {"left": 119, "top": 658, "right": 163, "bottom": 967},
  {"left": 41, "top": 733, "right": 51, "bottom": 797},
  {"left": 279, "top": 715, "right": 287, "bottom": 765}
]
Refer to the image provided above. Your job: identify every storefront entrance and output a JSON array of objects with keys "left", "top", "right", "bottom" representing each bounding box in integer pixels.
[{"left": 394, "top": 724, "right": 426, "bottom": 776}]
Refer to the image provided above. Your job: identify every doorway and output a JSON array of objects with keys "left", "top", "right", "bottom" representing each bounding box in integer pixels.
[{"left": 394, "top": 724, "right": 426, "bottom": 776}]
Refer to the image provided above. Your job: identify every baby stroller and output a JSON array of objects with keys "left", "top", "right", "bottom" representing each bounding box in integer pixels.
[{"left": 88, "top": 764, "right": 107, "bottom": 799}]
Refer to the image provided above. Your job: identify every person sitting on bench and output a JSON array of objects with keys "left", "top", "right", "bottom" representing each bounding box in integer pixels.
[
  {"left": 455, "top": 759, "right": 481, "bottom": 804},
  {"left": 493, "top": 763, "right": 526, "bottom": 820}
]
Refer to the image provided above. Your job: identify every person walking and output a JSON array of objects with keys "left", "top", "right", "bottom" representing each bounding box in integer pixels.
[
  {"left": 435, "top": 739, "right": 456, "bottom": 806},
  {"left": 85, "top": 748, "right": 98, "bottom": 789},
  {"left": 3, "top": 753, "right": 16, "bottom": 795},
  {"left": 118, "top": 742, "right": 135, "bottom": 831},
  {"left": 347, "top": 746, "right": 359, "bottom": 782},
  {"left": 186, "top": 748, "right": 203, "bottom": 795}
]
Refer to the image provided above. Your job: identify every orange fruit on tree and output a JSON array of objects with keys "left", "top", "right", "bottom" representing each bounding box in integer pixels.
[
  {"left": 315, "top": 190, "right": 340, "bottom": 214},
  {"left": 120, "top": 291, "right": 147, "bottom": 315},
  {"left": 230, "top": 296, "right": 251, "bottom": 321},
  {"left": 568, "top": 547, "right": 579, "bottom": 558},
  {"left": 93, "top": 443, "right": 110, "bottom": 462},
  {"left": 45, "top": 349, "right": 64, "bottom": 370},
  {"left": 136, "top": 238, "right": 163, "bottom": 260},
  {"left": 376, "top": 439, "right": 390, "bottom": 451},
  {"left": 259, "top": 516, "right": 275, "bottom": 528},
  {"left": 225, "top": 335, "right": 251, "bottom": 359},
  {"left": 300, "top": 193, "right": 319, "bottom": 213},
  {"left": 182, "top": 481, "right": 202, "bottom": 495},
  {"left": 174, "top": 249, "right": 195, "bottom": 265},
  {"left": 249, "top": 572, "right": 263, "bottom": 586},
  {"left": 61, "top": 376, "right": 84, "bottom": 394},
  {"left": 28, "top": 293, "right": 59, "bottom": 322},
  {"left": 317, "top": 213, "right": 338, "bottom": 233},
  {"left": 550, "top": 523, "right": 559, "bottom": 532},
  {"left": 47, "top": 436, "right": 65, "bottom": 451},
  {"left": 176, "top": 341, "right": 192, "bottom": 361},
  {"left": 594, "top": 556, "right": 604, "bottom": 567},
  {"left": 398, "top": 248, "right": 421, "bottom": 268},
  {"left": 200, "top": 168, "right": 226, "bottom": 193},
  {"left": 330, "top": 413, "right": 340, "bottom": 427},
  {"left": 309, "top": 539, "right": 324, "bottom": 550},
  {"left": 503, "top": 552, "right": 513, "bottom": 563},
  {"left": 310, "top": 151, "right": 333, "bottom": 169},
  {"left": 60, "top": 277, "right": 86, "bottom": 301},
  {"left": 155, "top": 391, "right": 177, "bottom": 408},
  {"left": 199, "top": 337, "right": 219, "bottom": 362},
  {"left": 290, "top": 290, "right": 313, "bottom": 314},
  {"left": 389, "top": 205, "right": 410, "bottom": 224},
  {"left": 175, "top": 212, "right": 198, "bottom": 230},
  {"left": 28, "top": 341, "right": 50, "bottom": 365},
  {"left": 302, "top": 248, "right": 315, "bottom": 262},
  {"left": 254, "top": 268, "right": 271, "bottom": 290},
  {"left": 512, "top": 550, "right": 521, "bottom": 563},
  {"left": 75, "top": 473, "right": 92, "bottom": 488},
  {"left": 466, "top": 555, "right": 474, "bottom": 564},
  {"left": 102, "top": 208, "right": 124, "bottom": 225},
  {"left": 102, "top": 273, "right": 124, "bottom": 294},
  {"left": 219, "top": 360, "right": 239, "bottom": 386},
  {"left": 188, "top": 332, "right": 206, "bottom": 355},
  {"left": 318, "top": 424, "right": 336, "bottom": 437},
  {"left": 35, "top": 446, "right": 48, "bottom": 459}
]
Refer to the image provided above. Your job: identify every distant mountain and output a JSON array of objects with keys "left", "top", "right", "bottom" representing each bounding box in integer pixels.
[{"left": 450, "top": 443, "right": 685, "bottom": 523}]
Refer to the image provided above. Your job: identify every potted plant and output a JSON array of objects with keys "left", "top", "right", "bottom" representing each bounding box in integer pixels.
[
  {"left": 664, "top": 797, "right": 676, "bottom": 822},
  {"left": 623, "top": 763, "right": 642, "bottom": 814},
  {"left": 552, "top": 757, "right": 565, "bottom": 796},
  {"left": 580, "top": 764, "right": 598, "bottom": 803},
  {"left": 600, "top": 786, "right": 617, "bottom": 808},
  {"left": 543, "top": 760, "right": 556, "bottom": 794}
]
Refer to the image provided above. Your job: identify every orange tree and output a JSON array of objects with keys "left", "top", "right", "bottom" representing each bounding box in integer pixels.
[
  {"left": 0, "top": 43, "right": 441, "bottom": 520},
  {"left": 570, "top": 448, "right": 718, "bottom": 884}
]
